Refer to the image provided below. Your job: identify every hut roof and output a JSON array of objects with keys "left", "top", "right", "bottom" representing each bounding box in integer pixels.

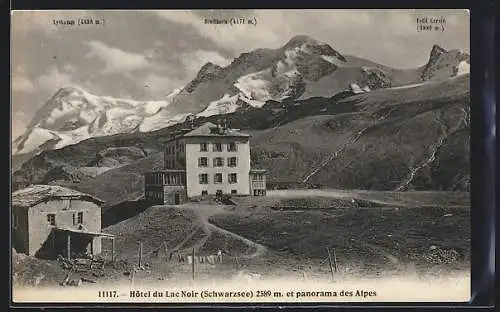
[{"left": 12, "top": 185, "right": 104, "bottom": 209}]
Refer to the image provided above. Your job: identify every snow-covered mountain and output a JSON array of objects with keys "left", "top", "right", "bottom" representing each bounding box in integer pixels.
[
  {"left": 12, "top": 36, "right": 469, "bottom": 156},
  {"left": 13, "top": 87, "right": 181, "bottom": 155},
  {"left": 164, "top": 35, "right": 395, "bottom": 116}
]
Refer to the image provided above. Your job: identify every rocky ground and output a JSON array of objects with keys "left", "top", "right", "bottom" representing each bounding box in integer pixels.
[{"left": 12, "top": 190, "right": 470, "bottom": 290}]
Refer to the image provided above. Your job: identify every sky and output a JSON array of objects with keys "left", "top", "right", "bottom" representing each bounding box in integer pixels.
[{"left": 11, "top": 9, "right": 470, "bottom": 139}]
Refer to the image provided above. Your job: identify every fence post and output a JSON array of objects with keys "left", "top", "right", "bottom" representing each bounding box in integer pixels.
[
  {"left": 192, "top": 248, "right": 195, "bottom": 280},
  {"left": 111, "top": 238, "right": 115, "bottom": 263},
  {"left": 332, "top": 248, "right": 339, "bottom": 272},
  {"left": 139, "top": 242, "right": 143, "bottom": 268},
  {"left": 326, "top": 247, "right": 335, "bottom": 280}
]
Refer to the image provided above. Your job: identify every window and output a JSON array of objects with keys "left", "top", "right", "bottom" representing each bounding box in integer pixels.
[
  {"left": 213, "top": 157, "right": 224, "bottom": 167},
  {"left": 47, "top": 214, "right": 56, "bottom": 226},
  {"left": 198, "top": 157, "right": 208, "bottom": 167},
  {"left": 214, "top": 173, "right": 223, "bottom": 184},
  {"left": 63, "top": 199, "right": 70, "bottom": 210},
  {"left": 77, "top": 212, "right": 83, "bottom": 224},
  {"left": 228, "top": 157, "right": 237, "bottom": 167},
  {"left": 252, "top": 173, "right": 264, "bottom": 181},
  {"left": 228, "top": 142, "right": 237, "bottom": 152},
  {"left": 201, "top": 190, "right": 208, "bottom": 196},
  {"left": 200, "top": 143, "right": 208, "bottom": 152},
  {"left": 199, "top": 173, "right": 208, "bottom": 184},
  {"left": 231, "top": 190, "right": 237, "bottom": 194},
  {"left": 216, "top": 190, "right": 223, "bottom": 196},
  {"left": 228, "top": 173, "right": 238, "bottom": 184},
  {"left": 213, "top": 143, "right": 222, "bottom": 152}
]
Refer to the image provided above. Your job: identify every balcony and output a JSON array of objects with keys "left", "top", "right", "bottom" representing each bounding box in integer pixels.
[
  {"left": 251, "top": 180, "right": 266, "bottom": 189},
  {"left": 145, "top": 170, "right": 186, "bottom": 186}
]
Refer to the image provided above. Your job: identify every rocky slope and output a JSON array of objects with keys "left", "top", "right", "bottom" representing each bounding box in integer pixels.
[
  {"left": 13, "top": 72, "right": 470, "bottom": 203},
  {"left": 12, "top": 38, "right": 470, "bottom": 203},
  {"left": 12, "top": 35, "right": 469, "bottom": 159}
]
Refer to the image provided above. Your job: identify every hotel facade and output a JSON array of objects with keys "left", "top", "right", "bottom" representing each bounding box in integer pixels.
[{"left": 144, "top": 122, "right": 266, "bottom": 205}]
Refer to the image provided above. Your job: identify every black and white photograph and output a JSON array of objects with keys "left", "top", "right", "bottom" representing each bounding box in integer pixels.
[{"left": 11, "top": 9, "right": 471, "bottom": 303}]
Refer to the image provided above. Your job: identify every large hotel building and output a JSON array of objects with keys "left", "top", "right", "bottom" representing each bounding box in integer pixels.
[{"left": 144, "top": 122, "right": 266, "bottom": 205}]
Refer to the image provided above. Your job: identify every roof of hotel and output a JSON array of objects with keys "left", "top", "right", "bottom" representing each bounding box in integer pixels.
[
  {"left": 182, "top": 122, "right": 250, "bottom": 138},
  {"left": 12, "top": 185, "right": 104, "bottom": 209}
]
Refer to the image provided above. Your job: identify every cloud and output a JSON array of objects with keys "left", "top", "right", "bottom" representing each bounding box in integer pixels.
[
  {"left": 140, "top": 49, "right": 230, "bottom": 97},
  {"left": 180, "top": 50, "right": 231, "bottom": 77},
  {"left": 11, "top": 117, "right": 26, "bottom": 141},
  {"left": 155, "top": 10, "right": 382, "bottom": 54},
  {"left": 84, "top": 40, "right": 150, "bottom": 73},
  {"left": 143, "top": 73, "right": 184, "bottom": 97},
  {"left": 36, "top": 67, "right": 76, "bottom": 93},
  {"left": 12, "top": 74, "right": 35, "bottom": 93},
  {"left": 156, "top": 9, "right": 470, "bottom": 68},
  {"left": 156, "top": 10, "right": 284, "bottom": 54},
  {"left": 11, "top": 10, "right": 91, "bottom": 35}
]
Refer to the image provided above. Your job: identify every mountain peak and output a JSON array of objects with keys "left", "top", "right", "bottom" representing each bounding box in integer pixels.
[
  {"left": 421, "top": 44, "right": 469, "bottom": 81},
  {"left": 284, "top": 35, "right": 322, "bottom": 48},
  {"left": 430, "top": 44, "right": 447, "bottom": 57},
  {"left": 51, "top": 86, "right": 91, "bottom": 99},
  {"left": 184, "top": 62, "right": 225, "bottom": 93},
  {"left": 197, "top": 62, "right": 223, "bottom": 77}
]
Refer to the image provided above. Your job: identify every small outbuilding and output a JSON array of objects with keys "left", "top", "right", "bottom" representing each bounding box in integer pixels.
[{"left": 11, "top": 185, "right": 114, "bottom": 260}]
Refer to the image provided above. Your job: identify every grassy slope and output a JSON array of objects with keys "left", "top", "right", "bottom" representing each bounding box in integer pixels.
[
  {"left": 15, "top": 75, "right": 470, "bottom": 205},
  {"left": 210, "top": 196, "right": 470, "bottom": 276},
  {"left": 73, "top": 152, "right": 164, "bottom": 207},
  {"left": 253, "top": 75, "right": 470, "bottom": 189},
  {"left": 72, "top": 75, "right": 469, "bottom": 204}
]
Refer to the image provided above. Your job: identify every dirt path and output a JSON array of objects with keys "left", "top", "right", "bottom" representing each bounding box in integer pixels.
[
  {"left": 266, "top": 189, "right": 469, "bottom": 209},
  {"left": 204, "top": 223, "right": 267, "bottom": 259},
  {"left": 174, "top": 204, "right": 267, "bottom": 260},
  {"left": 396, "top": 115, "right": 449, "bottom": 191},
  {"left": 172, "top": 227, "right": 204, "bottom": 251},
  {"left": 301, "top": 127, "right": 370, "bottom": 184}
]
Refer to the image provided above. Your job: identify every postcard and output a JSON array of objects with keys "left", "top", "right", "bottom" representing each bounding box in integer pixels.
[{"left": 11, "top": 9, "right": 470, "bottom": 304}]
